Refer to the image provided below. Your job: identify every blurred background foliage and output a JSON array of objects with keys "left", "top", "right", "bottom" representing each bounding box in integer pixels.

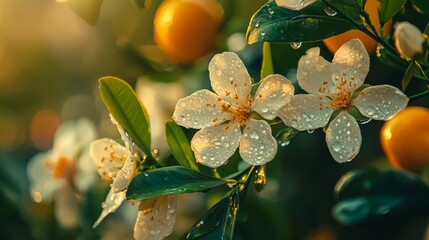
[{"left": 0, "top": 0, "right": 429, "bottom": 239}]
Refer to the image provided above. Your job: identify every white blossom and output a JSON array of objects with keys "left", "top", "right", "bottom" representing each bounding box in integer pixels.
[
  {"left": 90, "top": 116, "right": 178, "bottom": 240},
  {"left": 278, "top": 39, "right": 409, "bottom": 163},
  {"left": 173, "top": 52, "right": 294, "bottom": 167},
  {"left": 394, "top": 21, "right": 426, "bottom": 60},
  {"left": 27, "top": 118, "right": 97, "bottom": 228}
]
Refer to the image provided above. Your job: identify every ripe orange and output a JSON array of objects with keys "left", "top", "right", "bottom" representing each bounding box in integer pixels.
[
  {"left": 153, "top": 0, "right": 223, "bottom": 64},
  {"left": 323, "top": 0, "right": 392, "bottom": 54},
  {"left": 381, "top": 106, "right": 429, "bottom": 173}
]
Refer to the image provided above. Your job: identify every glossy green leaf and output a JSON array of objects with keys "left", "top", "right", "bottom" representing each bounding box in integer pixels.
[
  {"left": 165, "top": 120, "right": 199, "bottom": 171},
  {"left": 325, "top": 0, "right": 363, "bottom": 17},
  {"left": 333, "top": 168, "right": 429, "bottom": 224},
  {"left": 126, "top": 166, "right": 226, "bottom": 200},
  {"left": 401, "top": 61, "right": 417, "bottom": 91},
  {"left": 412, "top": 0, "right": 429, "bottom": 16},
  {"left": 246, "top": 1, "right": 360, "bottom": 44},
  {"left": 186, "top": 190, "right": 239, "bottom": 240},
  {"left": 260, "top": 42, "right": 274, "bottom": 79},
  {"left": 377, "top": 0, "right": 407, "bottom": 26},
  {"left": 132, "top": 0, "right": 152, "bottom": 9},
  {"left": 99, "top": 77, "right": 152, "bottom": 159}
]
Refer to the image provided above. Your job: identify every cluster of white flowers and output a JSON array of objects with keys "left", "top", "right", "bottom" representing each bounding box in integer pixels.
[
  {"left": 28, "top": 0, "right": 420, "bottom": 235},
  {"left": 173, "top": 38, "right": 409, "bottom": 166},
  {"left": 90, "top": 116, "right": 178, "bottom": 240}
]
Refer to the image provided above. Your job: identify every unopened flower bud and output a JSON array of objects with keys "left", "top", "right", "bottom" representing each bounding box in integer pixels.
[{"left": 394, "top": 22, "right": 426, "bottom": 60}]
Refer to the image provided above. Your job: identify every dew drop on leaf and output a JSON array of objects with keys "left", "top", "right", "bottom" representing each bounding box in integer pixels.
[
  {"left": 324, "top": 6, "right": 337, "bottom": 16},
  {"left": 290, "top": 42, "right": 302, "bottom": 49}
]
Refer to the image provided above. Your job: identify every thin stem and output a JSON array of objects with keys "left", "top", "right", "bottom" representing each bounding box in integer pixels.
[{"left": 409, "top": 90, "right": 429, "bottom": 100}]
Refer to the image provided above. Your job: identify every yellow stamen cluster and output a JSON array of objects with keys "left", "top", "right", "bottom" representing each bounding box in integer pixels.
[
  {"left": 45, "top": 156, "right": 76, "bottom": 183},
  {"left": 318, "top": 73, "right": 357, "bottom": 111},
  {"left": 97, "top": 143, "right": 127, "bottom": 181}
]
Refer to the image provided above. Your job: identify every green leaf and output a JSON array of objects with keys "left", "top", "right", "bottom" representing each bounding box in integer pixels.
[
  {"left": 412, "top": 0, "right": 429, "bottom": 16},
  {"left": 333, "top": 168, "right": 429, "bottom": 224},
  {"left": 325, "top": 0, "right": 363, "bottom": 17},
  {"left": 165, "top": 120, "right": 200, "bottom": 171},
  {"left": 260, "top": 42, "right": 274, "bottom": 79},
  {"left": 126, "top": 166, "right": 226, "bottom": 200},
  {"left": 401, "top": 61, "right": 417, "bottom": 91},
  {"left": 132, "top": 0, "right": 152, "bottom": 9},
  {"left": 186, "top": 190, "right": 239, "bottom": 240},
  {"left": 99, "top": 77, "right": 152, "bottom": 159},
  {"left": 377, "top": 0, "right": 407, "bottom": 26},
  {"left": 246, "top": 1, "right": 359, "bottom": 44}
]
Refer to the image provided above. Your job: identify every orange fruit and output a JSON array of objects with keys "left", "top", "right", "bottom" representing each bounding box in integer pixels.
[
  {"left": 323, "top": 0, "right": 392, "bottom": 54},
  {"left": 154, "top": 0, "right": 223, "bottom": 64},
  {"left": 381, "top": 106, "right": 429, "bottom": 173}
]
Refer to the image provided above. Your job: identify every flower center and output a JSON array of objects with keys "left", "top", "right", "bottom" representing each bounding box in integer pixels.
[
  {"left": 45, "top": 156, "right": 75, "bottom": 180},
  {"left": 318, "top": 72, "right": 357, "bottom": 110},
  {"left": 217, "top": 94, "right": 253, "bottom": 127}
]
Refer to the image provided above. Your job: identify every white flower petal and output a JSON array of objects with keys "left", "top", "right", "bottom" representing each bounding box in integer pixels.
[
  {"left": 27, "top": 152, "right": 64, "bottom": 202},
  {"left": 54, "top": 187, "right": 80, "bottom": 229},
  {"left": 239, "top": 119, "right": 277, "bottom": 165},
  {"left": 90, "top": 138, "right": 127, "bottom": 181},
  {"left": 297, "top": 47, "right": 364, "bottom": 96},
  {"left": 278, "top": 94, "right": 333, "bottom": 131},
  {"left": 75, "top": 118, "right": 97, "bottom": 148},
  {"left": 51, "top": 122, "right": 79, "bottom": 161},
  {"left": 173, "top": 89, "right": 233, "bottom": 129},
  {"left": 112, "top": 155, "right": 136, "bottom": 194},
  {"left": 325, "top": 111, "right": 362, "bottom": 163},
  {"left": 332, "top": 38, "right": 369, "bottom": 86},
  {"left": 51, "top": 119, "right": 96, "bottom": 161},
  {"left": 275, "top": 0, "right": 316, "bottom": 10},
  {"left": 297, "top": 47, "right": 348, "bottom": 95},
  {"left": 191, "top": 123, "right": 241, "bottom": 168},
  {"left": 74, "top": 153, "right": 97, "bottom": 193},
  {"left": 353, "top": 85, "right": 409, "bottom": 120},
  {"left": 209, "top": 52, "right": 252, "bottom": 105},
  {"left": 134, "top": 195, "right": 177, "bottom": 240},
  {"left": 93, "top": 189, "right": 127, "bottom": 228},
  {"left": 252, "top": 74, "right": 295, "bottom": 120}
]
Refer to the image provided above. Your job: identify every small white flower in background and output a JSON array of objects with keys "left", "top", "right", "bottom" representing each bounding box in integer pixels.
[
  {"left": 394, "top": 21, "right": 426, "bottom": 60},
  {"left": 136, "top": 78, "right": 185, "bottom": 157},
  {"left": 275, "top": 0, "right": 316, "bottom": 11},
  {"left": 27, "top": 118, "right": 97, "bottom": 229},
  {"left": 278, "top": 38, "right": 409, "bottom": 163},
  {"left": 90, "top": 116, "right": 178, "bottom": 240},
  {"left": 173, "top": 52, "right": 294, "bottom": 167}
]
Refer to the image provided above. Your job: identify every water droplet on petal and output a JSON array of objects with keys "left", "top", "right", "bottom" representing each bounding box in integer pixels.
[
  {"left": 255, "top": 21, "right": 260, "bottom": 28},
  {"left": 249, "top": 130, "right": 260, "bottom": 139},
  {"left": 290, "top": 42, "right": 302, "bottom": 49},
  {"left": 268, "top": 8, "right": 274, "bottom": 14},
  {"left": 332, "top": 142, "right": 341, "bottom": 152},
  {"left": 307, "top": 129, "right": 314, "bottom": 134},
  {"left": 261, "top": 106, "right": 269, "bottom": 113},
  {"left": 260, "top": 32, "right": 266, "bottom": 36},
  {"left": 365, "top": 107, "right": 375, "bottom": 116},
  {"left": 324, "top": 6, "right": 337, "bottom": 16}
]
